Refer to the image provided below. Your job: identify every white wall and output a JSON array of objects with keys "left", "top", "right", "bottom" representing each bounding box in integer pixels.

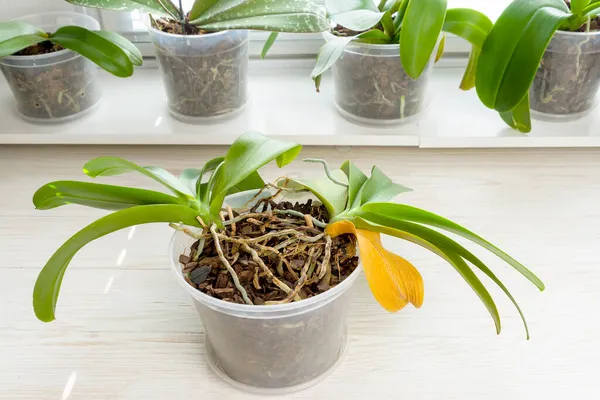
[{"left": 0, "top": 1, "right": 83, "bottom": 20}]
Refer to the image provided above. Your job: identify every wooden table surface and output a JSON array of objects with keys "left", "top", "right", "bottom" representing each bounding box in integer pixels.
[{"left": 1, "top": 145, "right": 598, "bottom": 399}]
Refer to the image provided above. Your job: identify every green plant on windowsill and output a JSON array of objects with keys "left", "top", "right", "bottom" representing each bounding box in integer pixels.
[{"left": 476, "top": 0, "right": 600, "bottom": 132}]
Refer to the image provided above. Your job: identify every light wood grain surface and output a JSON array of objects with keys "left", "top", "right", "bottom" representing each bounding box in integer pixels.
[{"left": 1, "top": 146, "right": 599, "bottom": 399}]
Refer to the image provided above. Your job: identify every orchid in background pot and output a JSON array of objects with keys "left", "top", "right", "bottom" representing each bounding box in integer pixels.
[
  {"left": 306, "top": 0, "right": 493, "bottom": 125},
  {"left": 476, "top": 0, "right": 600, "bottom": 132},
  {"left": 0, "top": 12, "right": 141, "bottom": 122},
  {"left": 33, "top": 132, "right": 542, "bottom": 392},
  {"left": 67, "top": 0, "right": 329, "bottom": 123}
]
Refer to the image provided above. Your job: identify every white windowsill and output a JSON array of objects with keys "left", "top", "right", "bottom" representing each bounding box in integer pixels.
[{"left": 1, "top": 61, "right": 600, "bottom": 148}]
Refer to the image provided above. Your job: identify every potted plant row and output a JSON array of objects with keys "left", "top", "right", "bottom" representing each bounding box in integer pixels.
[{"left": 33, "top": 131, "right": 544, "bottom": 392}]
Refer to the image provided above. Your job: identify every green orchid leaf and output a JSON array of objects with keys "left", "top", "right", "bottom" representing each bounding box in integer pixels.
[
  {"left": 180, "top": 168, "right": 202, "bottom": 194},
  {"left": 357, "top": 203, "right": 545, "bottom": 291},
  {"left": 359, "top": 166, "right": 412, "bottom": 206},
  {"left": 353, "top": 217, "right": 501, "bottom": 335},
  {"left": 341, "top": 161, "right": 367, "bottom": 210},
  {"left": 192, "top": 0, "right": 329, "bottom": 33},
  {"left": 261, "top": 32, "right": 279, "bottom": 59},
  {"left": 393, "top": 0, "right": 409, "bottom": 33},
  {"left": 209, "top": 132, "right": 301, "bottom": 217},
  {"left": 325, "top": 0, "right": 379, "bottom": 15},
  {"left": 355, "top": 29, "right": 391, "bottom": 44},
  {"left": 189, "top": 0, "right": 247, "bottom": 24},
  {"left": 358, "top": 217, "right": 529, "bottom": 338},
  {"left": 281, "top": 170, "right": 348, "bottom": 218},
  {"left": 50, "top": 26, "right": 134, "bottom": 78},
  {"left": 197, "top": 157, "right": 225, "bottom": 200},
  {"left": 33, "top": 204, "right": 202, "bottom": 323},
  {"left": 65, "top": 0, "right": 179, "bottom": 17},
  {"left": 93, "top": 30, "right": 143, "bottom": 66},
  {"left": 83, "top": 156, "right": 194, "bottom": 199},
  {"left": 311, "top": 36, "right": 353, "bottom": 91},
  {"left": 400, "top": 0, "right": 447, "bottom": 79},
  {"left": 571, "top": 0, "right": 591, "bottom": 15},
  {"left": 435, "top": 33, "right": 445, "bottom": 63},
  {"left": 443, "top": 8, "right": 492, "bottom": 49},
  {"left": 381, "top": 11, "right": 394, "bottom": 38},
  {"left": 475, "top": 0, "right": 570, "bottom": 112},
  {"left": 330, "top": 10, "right": 386, "bottom": 31},
  {"left": 190, "top": 0, "right": 221, "bottom": 21},
  {"left": 499, "top": 93, "right": 531, "bottom": 133},
  {"left": 33, "top": 181, "right": 182, "bottom": 211},
  {"left": 459, "top": 48, "right": 480, "bottom": 91},
  {"left": 583, "top": 4, "right": 600, "bottom": 18},
  {"left": 0, "top": 21, "right": 48, "bottom": 57}
]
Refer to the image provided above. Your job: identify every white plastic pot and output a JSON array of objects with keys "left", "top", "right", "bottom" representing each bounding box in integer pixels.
[
  {"left": 149, "top": 26, "right": 249, "bottom": 123},
  {"left": 324, "top": 32, "right": 434, "bottom": 126},
  {"left": 0, "top": 12, "right": 102, "bottom": 123}
]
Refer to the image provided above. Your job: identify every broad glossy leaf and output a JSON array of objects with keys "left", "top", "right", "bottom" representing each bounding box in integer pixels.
[
  {"left": 180, "top": 168, "right": 201, "bottom": 194},
  {"left": 209, "top": 132, "right": 301, "bottom": 216},
  {"left": 400, "top": 0, "right": 447, "bottom": 79},
  {"left": 261, "top": 32, "right": 279, "bottom": 59},
  {"left": 352, "top": 217, "right": 501, "bottom": 334},
  {"left": 311, "top": 36, "right": 353, "bottom": 91},
  {"left": 359, "top": 166, "right": 412, "bottom": 206},
  {"left": 330, "top": 10, "right": 386, "bottom": 31},
  {"left": 190, "top": 0, "right": 221, "bottom": 20},
  {"left": 355, "top": 29, "right": 391, "bottom": 44},
  {"left": 33, "top": 181, "right": 182, "bottom": 210},
  {"left": 199, "top": 13, "right": 330, "bottom": 33},
  {"left": 358, "top": 217, "right": 528, "bottom": 338},
  {"left": 190, "top": 0, "right": 247, "bottom": 24},
  {"left": 33, "top": 204, "right": 202, "bottom": 322},
  {"left": 282, "top": 169, "right": 348, "bottom": 218},
  {"left": 0, "top": 33, "right": 48, "bottom": 58},
  {"left": 357, "top": 203, "right": 545, "bottom": 290},
  {"left": 571, "top": 0, "right": 590, "bottom": 15},
  {"left": 341, "top": 160, "right": 367, "bottom": 210},
  {"left": 326, "top": 0, "right": 378, "bottom": 15},
  {"left": 65, "top": 0, "right": 179, "bottom": 17},
  {"left": 476, "top": 0, "right": 570, "bottom": 111},
  {"left": 0, "top": 21, "right": 45, "bottom": 43},
  {"left": 50, "top": 26, "right": 134, "bottom": 78},
  {"left": 83, "top": 156, "right": 194, "bottom": 199},
  {"left": 197, "top": 156, "right": 225, "bottom": 200},
  {"left": 326, "top": 220, "right": 424, "bottom": 312},
  {"left": 443, "top": 8, "right": 492, "bottom": 49},
  {"left": 499, "top": 93, "right": 531, "bottom": 133},
  {"left": 93, "top": 30, "right": 143, "bottom": 66}
]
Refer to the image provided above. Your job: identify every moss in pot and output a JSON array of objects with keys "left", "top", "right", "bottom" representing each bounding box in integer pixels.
[
  {"left": 67, "top": 0, "right": 329, "bottom": 122},
  {"left": 0, "top": 13, "right": 141, "bottom": 122},
  {"left": 301, "top": 0, "right": 494, "bottom": 125},
  {"left": 475, "top": 0, "right": 600, "bottom": 132},
  {"left": 33, "top": 132, "right": 544, "bottom": 392}
]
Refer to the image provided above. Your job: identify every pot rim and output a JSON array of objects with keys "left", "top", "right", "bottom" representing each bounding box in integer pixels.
[
  {"left": 555, "top": 28, "right": 600, "bottom": 37},
  {"left": 147, "top": 16, "right": 247, "bottom": 39},
  {"left": 1, "top": 11, "right": 99, "bottom": 64},
  {"left": 169, "top": 228, "right": 363, "bottom": 316},
  {"left": 323, "top": 30, "right": 401, "bottom": 50}
]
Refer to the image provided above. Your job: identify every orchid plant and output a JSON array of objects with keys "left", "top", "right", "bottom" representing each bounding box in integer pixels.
[{"left": 33, "top": 132, "right": 542, "bottom": 339}]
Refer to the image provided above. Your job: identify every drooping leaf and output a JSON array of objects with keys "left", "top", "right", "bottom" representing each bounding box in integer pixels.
[
  {"left": 356, "top": 203, "right": 545, "bottom": 291},
  {"left": 199, "top": 13, "right": 330, "bottom": 32},
  {"left": 359, "top": 166, "right": 412, "bottom": 206},
  {"left": 325, "top": 0, "right": 379, "bottom": 15},
  {"left": 352, "top": 217, "right": 502, "bottom": 335},
  {"left": 435, "top": 33, "right": 446, "bottom": 63},
  {"left": 209, "top": 132, "right": 301, "bottom": 217},
  {"left": 476, "top": 0, "right": 570, "bottom": 112},
  {"left": 499, "top": 93, "right": 531, "bottom": 133},
  {"left": 93, "top": 30, "right": 143, "bottom": 66},
  {"left": 443, "top": 8, "right": 492, "bottom": 49},
  {"left": 400, "top": 0, "right": 447, "bottom": 78},
  {"left": 326, "top": 220, "right": 424, "bottom": 312},
  {"left": 281, "top": 169, "right": 348, "bottom": 218},
  {"left": 83, "top": 156, "right": 194, "bottom": 199},
  {"left": 0, "top": 33, "right": 48, "bottom": 58},
  {"left": 33, "top": 181, "right": 182, "bottom": 211},
  {"left": 261, "top": 32, "right": 279, "bottom": 59},
  {"left": 190, "top": 0, "right": 221, "bottom": 20},
  {"left": 65, "top": 0, "right": 179, "bottom": 17},
  {"left": 341, "top": 160, "right": 367, "bottom": 210},
  {"left": 459, "top": 48, "right": 480, "bottom": 91},
  {"left": 330, "top": 10, "right": 386, "bottom": 31},
  {"left": 311, "top": 36, "right": 353, "bottom": 91},
  {"left": 50, "top": 26, "right": 134, "bottom": 78},
  {"left": 357, "top": 217, "right": 529, "bottom": 338},
  {"left": 189, "top": 0, "right": 247, "bottom": 24},
  {"left": 33, "top": 204, "right": 202, "bottom": 322}
]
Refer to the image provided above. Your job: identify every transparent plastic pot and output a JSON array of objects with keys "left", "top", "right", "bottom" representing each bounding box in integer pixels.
[
  {"left": 169, "top": 224, "right": 361, "bottom": 394},
  {"left": 0, "top": 12, "right": 102, "bottom": 123},
  {"left": 324, "top": 32, "right": 434, "bottom": 126},
  {"left": 149, "top": 27, "right": 249, "bottom": 123},
  {"left": 530, "top": 30, "right": 600, "bottom": 120}
]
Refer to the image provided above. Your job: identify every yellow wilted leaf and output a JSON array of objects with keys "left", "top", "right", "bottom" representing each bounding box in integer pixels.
[{"left": 326, "top": 220, "right": 424, "bottom": 312}]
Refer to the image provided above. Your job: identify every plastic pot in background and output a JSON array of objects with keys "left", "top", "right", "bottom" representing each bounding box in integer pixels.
[
  {"left": 149, "top": 27, "right": 249, "bottom": 123},
  {"left": 169, "top": 229, "right": 361, "bottom": 394},
  {"left": 325, "top": 32, "right": 434, "bottom": 126},
  {"left": 0, "top": 12, "right": 102, "bottom": 123},
  {"left": 530, "top": 30, "right": 600, "bottom": 120}
]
